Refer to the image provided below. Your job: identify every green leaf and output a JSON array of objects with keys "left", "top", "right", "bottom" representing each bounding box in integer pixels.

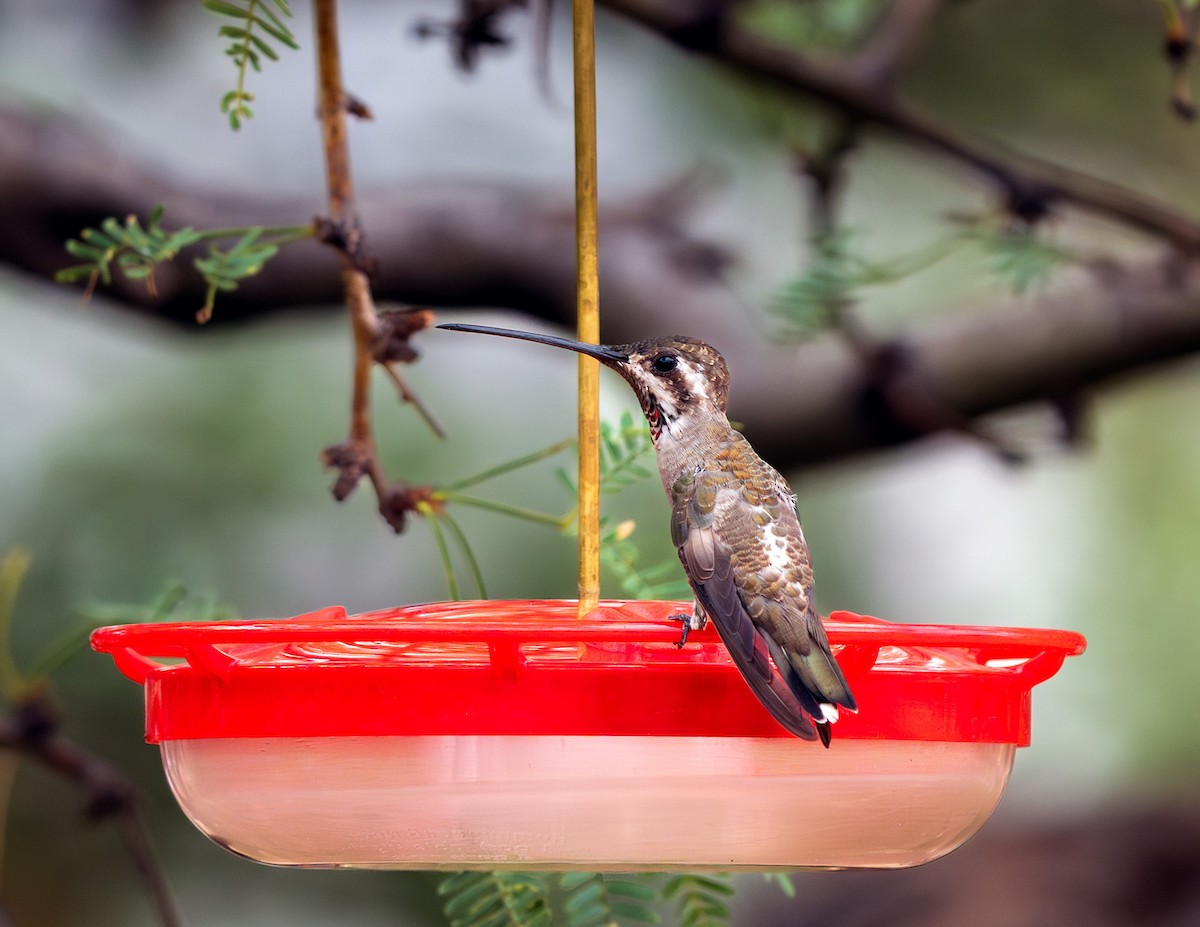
[
  {"left": 250, "top": 12, "right": 300, "bottom": 47},
  {"left": 54, "top": 264, "right": 97, "bottom": 284},
  {"left": 248, "top": 32, "right": 281, "bottom": 60},
  {"left": 64, "top": 240, "right": 106, "bottom": 261},
  {"left": 761, "top": 872, "right": 795, "bottom": 899},
  {"left": 122, "top": 216, "right": 151, "bottom": 251},
  {"left": 258, "top": 1, "right": 290, "bottom": 31},
  {"left": 527, "top": 912, "right": 552, "bottom": 927},
  {"left": 100, "top": 216, "right": 124, "bottom": 239},
  {"left": 564, "top": 881, "right": 604, "bottom": 915},
  {"left": 78, "top": 227, "right": 118, "bottom": 248},
  {"left": 204, "top": 0, "right": 297, "bottom": 127},
  {"left": 770, "top": 225, "right": 961, "bottom": 339},
  {"left": 978, "top": 228, "right": 1070, "bottom": 295},
  {"left": 769, "top": 232, "right": 855, "bottom": 338},
  {"left": 557, "top": 872, "right": 596, "bottom": 892},
  {"left": 188, "top": 228, "right": 285, "bottom": 316},
  {"left": 443, "top": 875, "right": 499, "bottom": 918},
  {"left": 202, "top": 0, "right": 248, "bottom": 17},
  {"left": 684, "top": 876, "right": 733, "bottom": 896},
  {"left": 165, "top": 228, "right": 204, "bottom": 250},
  {"left": 606, "top": 880, "right": 659, "bottom": 901},
  {"left": 560, "top": 870, "right": 663, "bottom": 927},
  {"left": 610, "top": 901, "right": 660, "bottom": 923},
  {"left": 474, "top": 910, "right": 516, "bottom": 927},
  {"left": 664, "top": 873, "right": 735, "bottom": 927},
  {"left": 555, "top": 466, "right": 577, "bottom": 495}
]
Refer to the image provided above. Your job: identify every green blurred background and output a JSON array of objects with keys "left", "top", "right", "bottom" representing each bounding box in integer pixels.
[{"left": 3, "top": 0, "right": 1200, "bottom": 923}]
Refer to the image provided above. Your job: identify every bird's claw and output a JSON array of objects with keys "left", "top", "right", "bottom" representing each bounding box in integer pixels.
[
  {"left": 668, "top": 613, "right": 691, "bottom": 649},
  {"left": 669, "top": 603, "right": 707, "bottom": 648}
]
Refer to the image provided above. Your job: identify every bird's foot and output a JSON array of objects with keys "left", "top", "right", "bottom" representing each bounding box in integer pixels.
[
  {"left": 668, "top": 602, "right": 708, "bottom": 649},
  {"left": 668, "top": 614, "right": 691, "bottom": 648}
]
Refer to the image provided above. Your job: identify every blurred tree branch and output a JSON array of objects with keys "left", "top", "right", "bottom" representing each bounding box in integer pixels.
[
  {"left": 7, "top": 0, "right": 1200, "bottom": 473},
  {"left": 0, "top": 101, "right": 733, "bottom": 325},
  {"left": 0, "top": 690, "right": 181, "bottom": 927},
  {"left": 6, "top": 99, "right": 1200, "bottom": 471},
  {"left": 600, "top": 0, "right": 1200, "bottom": 245},
  {"left": 748, "top": 801, "right": 1200, "bottom": 927}
]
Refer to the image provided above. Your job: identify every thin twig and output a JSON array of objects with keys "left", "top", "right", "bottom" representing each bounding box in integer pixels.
[
  {"left": 380, "top": 363, "right": 446, "bottom": 439},
  {"left": 442, "top": 493, "right": 568, "bottom": 527},
  {"left": 114, "top": 806, "right": 183, "bottom": 927},
  {"left": 441, "top": 438, "right": 576, "bottom": 492},
  {"left": 423, "top": 510, "right": 461, "bottom": 600},
  {"left": 314, "top": 0, "right": 427, "bottom": 529},
  {"left": 438, "top": 511, "right": 489, "bottom": 598},
  {"left": 315, "top": 0, "right": 380, "bottom": 461},
  {"left": 0, "top": 695, "right": 181, "bottom": 927}
]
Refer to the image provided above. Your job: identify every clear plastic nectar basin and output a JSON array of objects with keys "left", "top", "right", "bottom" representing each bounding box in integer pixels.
[{"left": 91, "top": 600, "right": 1085, "bottom": 870}]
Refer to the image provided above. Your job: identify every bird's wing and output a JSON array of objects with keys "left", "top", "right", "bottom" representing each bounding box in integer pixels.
[
  {"left": 671, "top": 468, "right": 819, "bottom": 741},
  {"left": 745, "top": 485, "right": 857, "bottom": 718}
]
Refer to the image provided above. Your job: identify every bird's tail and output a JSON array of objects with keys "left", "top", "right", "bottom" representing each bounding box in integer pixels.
[
  {"left": 764, "top": 629, "right": 856, "bottom": 748},
  {"left": 794, "top": 641, "right": 857, "bottom": 714}
]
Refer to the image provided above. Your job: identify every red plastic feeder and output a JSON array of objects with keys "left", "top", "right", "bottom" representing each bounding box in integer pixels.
[{"left": 91, "top": 600, "right": 1084, "bottom": 870}]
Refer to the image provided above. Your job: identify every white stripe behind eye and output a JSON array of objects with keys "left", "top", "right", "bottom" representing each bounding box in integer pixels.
[{"left": 680, "top": 362, "right": 708, "bottom": 398}]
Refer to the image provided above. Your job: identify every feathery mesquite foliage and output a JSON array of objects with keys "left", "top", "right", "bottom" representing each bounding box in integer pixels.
[
  {"left": 55, "top": 206, "right": 312, "bottom": 322},
  {"left": 202, "top": 0, "right": 300, "bottom": 129}
]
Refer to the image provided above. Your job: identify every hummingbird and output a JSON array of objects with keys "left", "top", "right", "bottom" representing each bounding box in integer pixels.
[{"left": 438, "top": 323, "right": 857, "bottom": 745}]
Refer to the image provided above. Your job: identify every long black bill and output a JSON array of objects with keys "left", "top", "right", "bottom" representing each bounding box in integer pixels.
[{"left": 437, "top": 323, "right": 628, "bottom": 365}]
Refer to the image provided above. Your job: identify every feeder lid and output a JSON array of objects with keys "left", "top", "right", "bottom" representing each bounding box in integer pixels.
[{"left": 91, "top": 600, "right": 1085, "bottom": 746}]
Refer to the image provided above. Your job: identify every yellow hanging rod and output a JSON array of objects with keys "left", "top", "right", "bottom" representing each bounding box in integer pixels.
[{"left": 572, "top": 0, "right": 601, "bottom": 616}]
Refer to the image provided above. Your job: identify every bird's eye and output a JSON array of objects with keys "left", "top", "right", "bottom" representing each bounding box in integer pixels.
[{"left": 652, "top": 354, "right": 678, "bottom": 374}]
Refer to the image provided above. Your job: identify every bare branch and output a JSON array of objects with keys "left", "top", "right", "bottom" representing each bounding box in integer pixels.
[
  {"left": 598, "top": 0, "right": 1200, "bottom": 249},
  {"left": 0, "top": 693, "right": 181, "bottom": 927},
  {"left": 732, "top": 257, "right": 1200, "bottom": 468},
  {"left": 0, "top": 103, "right": 729, "bottom": 324},
  {"left": 6, "top": 108, "right": 1200, "bottom": 472},
  {"left": 312, "top": 0, "right": 443, "bottom": 531}
]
